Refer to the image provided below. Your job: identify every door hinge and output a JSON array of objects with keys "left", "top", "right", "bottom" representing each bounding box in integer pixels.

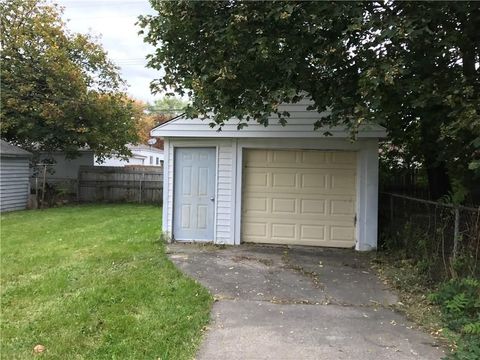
[{"left": 354, "top": 214, "right": 357, "bottom": 227}]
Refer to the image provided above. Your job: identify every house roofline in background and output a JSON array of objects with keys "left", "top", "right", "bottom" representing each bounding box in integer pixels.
[{"left": 0, "top": 139, "right": 32, "bottom": 158}]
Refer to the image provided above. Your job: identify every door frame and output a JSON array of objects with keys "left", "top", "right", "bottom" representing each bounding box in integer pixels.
[
  {"left": 172, "top": 145, "right": 218, "bottom": 242},
  {"left": 239, "top": 147, "right": 357, "bottom": 247},
  {"left": 233, "top": 139, "right": 379, "bottom": 250}
]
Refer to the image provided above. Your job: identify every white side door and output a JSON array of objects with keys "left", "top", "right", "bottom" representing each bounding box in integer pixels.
[{"left": 174, "top": 148, "right": 216, "bottom": 241}]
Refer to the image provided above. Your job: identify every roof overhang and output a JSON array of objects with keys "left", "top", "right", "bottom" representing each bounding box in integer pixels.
[
  {"left": 0, "top": 140, "right": 33, "bottom": 158},
  {"left": 151, "top": 101, "right": 387, "bottom": 139},
  {"left": 151, "top": 117, "right": 387, "bottom": 139}
]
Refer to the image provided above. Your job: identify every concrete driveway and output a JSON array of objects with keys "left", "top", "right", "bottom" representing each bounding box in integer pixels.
[{"left": 166, "top": 244, "right": 445, "bottom": 360}]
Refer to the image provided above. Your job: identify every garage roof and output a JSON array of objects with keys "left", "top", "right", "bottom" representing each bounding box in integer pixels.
[
  {"left": 0, "top": 140, "right": 32, "bottom": 158},
  {"left": 151, "top": 102, "right": 387, "bottom": 139}
]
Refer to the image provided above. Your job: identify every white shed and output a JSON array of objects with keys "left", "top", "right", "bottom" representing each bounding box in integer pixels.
[
  {"left": 1, "top": 140, "right": 32, "bottom": 212},
  {"left": 151, "top": 102, "right": 386, "bottom": 251}
]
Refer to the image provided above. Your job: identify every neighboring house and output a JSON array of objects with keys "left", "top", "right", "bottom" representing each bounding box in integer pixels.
[
  {"left": 151, "top": 100, "right": 386, "bottom": 251},
  {"left": 0, "top": 140, "right": 32, "bottom": 212},
  {"left": 36, "top": 150, "right": 95, "bottom": 190},
  {"left": 95, "top": 144, "right": 164, "bottom": 167}
]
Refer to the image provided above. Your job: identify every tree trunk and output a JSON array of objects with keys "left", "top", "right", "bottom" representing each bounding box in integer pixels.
[
  {"left": 460, "top": 4, "right": 480, "bottom": 94},
  {"left": 425, "top": 160, "right": 451, "bottom": 200},
  {"left": 419, "top": 113, "right": 451, "bottom": 200}
]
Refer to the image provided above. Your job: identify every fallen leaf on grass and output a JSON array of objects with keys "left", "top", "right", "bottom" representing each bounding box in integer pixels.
[{"left": 33, "top": 344, "right": 45, "bottom": 353}]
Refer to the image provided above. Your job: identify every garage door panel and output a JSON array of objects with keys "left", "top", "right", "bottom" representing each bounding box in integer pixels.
[
  {"left": 330, "top": 199, "right": 355, "bottom": 215},
  {"left": 245, "top": 196, "right": 354, "bottom": 216},
  {"left": 271, "top": 223, "right": 296, "bottom": 239},
  {"left": 246, "top": 150, "right": 357, "bottom": 169},
  {"left": 330, "top": 226, "right": 355, "bottom": 241},
  {"left": 244, "top": 171, "right": 269, "bottom": 187},
  {"left": 272, "top": 150, "right": 297, "bottom": 164},
  {"left": 271, "top": 198, "right": 296, "bottom": 214},
  {"left": 253, "top": 238, "right": 354, "bottom": 248},
  {"left": 243, "top": 222, "right": 267, "bottom": 237},
  {"left": 331, "top": 171, "right": 356, "bottom": 190},
  {"left": 247, "top": 163, "right": 356, "bottom": 170},
  {"left": 272, "top": 173, "right": 297, "bottom": 187},
  {"left": 242, "top": 149, "right": 356, "bottom": 247},
  {"left": 300, "top": 173, "right": 328, "bottom": 189},
  {"left": 243, "top": 197, "right": 268, "bottom": 212},
  {"left": 301, "top": 151, "right": 328, "bottom": 165},
  {"left": 244, "top": 149, "right": 269, "bottom": 163},
  {"left": 331, "top": 151, "right": 356, "bottom": 164},
  {"left": 244, "top": 214, "right": 354, "bottom": 226},
  {"left": 247, "top": 189, "right": 353, "bottom": 196},
  {"left": 300, "top": 225, "right": 326, "bottom": 241},
  {"left": 246, "top": 168, "right": 355, "bottom": 194},
  {"left": 300, "top": 199, "right": 326, "bottom": 215}
]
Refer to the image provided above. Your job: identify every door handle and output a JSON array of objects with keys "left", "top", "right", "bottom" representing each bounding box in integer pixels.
[{"left": 210, "top": 197, "right": 215, "bottom": 202}]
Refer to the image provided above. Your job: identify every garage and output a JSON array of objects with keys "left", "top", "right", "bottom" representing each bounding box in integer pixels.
[
  {"left": 0, "top": 140, "right": 32, "bottom": 212},
  {"left": 151, "top": 100, "right": 385, "bottom": 250},
  {"left": 242, "top": 149, "right": 356, "bottom": 247}
]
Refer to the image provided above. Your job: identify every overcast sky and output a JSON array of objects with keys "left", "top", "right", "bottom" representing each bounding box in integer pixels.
[{"left": 57, "top": 0, "right": 159, "bottom": 104}]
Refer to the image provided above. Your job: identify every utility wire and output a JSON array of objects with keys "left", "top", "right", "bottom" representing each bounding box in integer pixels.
[{"left": 59, "top": 1, "right": 149, "bottom": 7}]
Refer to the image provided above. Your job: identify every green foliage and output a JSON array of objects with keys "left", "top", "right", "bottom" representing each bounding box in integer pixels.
[
  {"left": 381, "top": 219, "right": 447, "bottom": 280},
  {"left": 430, "top": 278, "right": 480, "bottom": 331},
  {"left": 449, "top": 337, "right": 480, "bottom": 360},
  {"left": 1, "top": 0, "right": 139, "bottom": 159},
  {"left": 430, "top": 278, "right": 480, "bottom": 359},
  {"left": 463, "top": 322, "right": 480, "bottom": 335},
  {"left": 148, "top": 96, "right": 189, "bottom": 116},
  {"left": 439, "top": 178, "right": 469, "bottom": 205},
  {"left": 139, "top": 1, "right": 480, "bottom": 198}
]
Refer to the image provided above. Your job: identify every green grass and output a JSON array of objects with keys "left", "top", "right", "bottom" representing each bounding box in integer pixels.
[{"left": 0, "top": 204, "right": 212, "bottom": 359}]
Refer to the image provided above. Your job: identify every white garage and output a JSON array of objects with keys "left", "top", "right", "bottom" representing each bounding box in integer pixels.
[
  {"left": 0, "top": 140, "right": 32, "bottom": 212},
  {"left": 151, "top": 101, "right": 386, "bottom": 251}
]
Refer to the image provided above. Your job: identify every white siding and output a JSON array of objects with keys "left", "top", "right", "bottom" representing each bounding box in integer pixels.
[
  {"left": 95, "top": 155, "right": 145, "bottom": 167},
  {"left": 1, "top": 157, "right": 30, "bottom": 212},
  {"left": 96, "top": 148, "right": 164, "bottom": 167},
  {"left": 216, "top": 141, "right": 234, "bottom": 244},
  {"left": 166, "top": 139, "right": 174, "bottom": 235},
  {"left": 151, "top": 101, "right": 386, "bottom": 139}
]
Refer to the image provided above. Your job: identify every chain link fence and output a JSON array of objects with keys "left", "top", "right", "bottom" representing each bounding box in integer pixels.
[{"left": 379, "top": 192, "right": 480, "bottom": 281}]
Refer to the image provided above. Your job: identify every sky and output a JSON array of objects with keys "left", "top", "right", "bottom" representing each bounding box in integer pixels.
[{"left": 57, "top": 0, "right": 159, "bottom": 104}]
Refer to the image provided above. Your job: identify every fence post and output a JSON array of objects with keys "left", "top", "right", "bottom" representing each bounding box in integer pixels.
[
  {"left": 390, "top": 194, "right": 394, "bottom": 224},
  {"left": 41, "top": 164, "right": 47, "bottom": 208},
  {"left": 452, "top": 206, "right": 460, "bottom": 259},
  {"left": 142, "top": 173, "right": 145, "bottom": 203},
  {"left": 139, "top": 173, "right": 143, "bottom": 204},
  {"left": 76, "top": 168, "right": 80, "bottom": 203}
]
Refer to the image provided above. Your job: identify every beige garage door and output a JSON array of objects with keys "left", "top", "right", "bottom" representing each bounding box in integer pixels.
[{"left": 242, "top": 149, "right": 357, "bottom": 248}]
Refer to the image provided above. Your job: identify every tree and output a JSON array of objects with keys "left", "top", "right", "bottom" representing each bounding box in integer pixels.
[
  {"left": 1, "top": 0, "right": 139, "bottom": 160},
  {"left": 133, "top": 97, "right": 188, "bottom": 148},
  {"left": 133, "top": 99, "right": 166, "bottom": 148},
  {"left": 148, "top": 96, "right": 189, "bottom": 117},
  {"left": 139, "top": 1, "right": 480, "bottom": 199}
]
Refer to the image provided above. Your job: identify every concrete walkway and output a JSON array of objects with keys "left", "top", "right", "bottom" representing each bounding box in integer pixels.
[{"left": 167, "top": 244, "right": 445, "bottom": 360}]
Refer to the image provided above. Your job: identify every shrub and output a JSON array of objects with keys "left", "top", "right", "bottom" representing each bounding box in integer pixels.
[{"left": 430, "top": 278, "right": 480, "bottom": 359}]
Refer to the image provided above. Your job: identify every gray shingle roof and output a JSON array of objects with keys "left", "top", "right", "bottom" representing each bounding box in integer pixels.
[{"left": 0, "top": 140, "right": 32, "bottom": 158}]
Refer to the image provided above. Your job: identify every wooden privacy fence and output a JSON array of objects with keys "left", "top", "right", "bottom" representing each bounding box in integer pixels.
[{"left": 78, "top": 166, "right": 163, "bottom": 204}]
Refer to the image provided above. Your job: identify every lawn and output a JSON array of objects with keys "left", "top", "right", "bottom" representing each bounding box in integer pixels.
[{"left": 0, "top": 204, "right": 212, "bottom": 359}]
